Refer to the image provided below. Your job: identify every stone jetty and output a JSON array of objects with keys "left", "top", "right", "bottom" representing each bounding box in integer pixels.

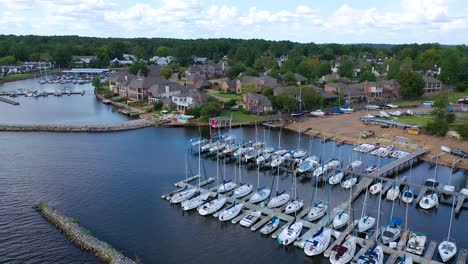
[
  {"left": 37, "top": 203, "right": 135, "bottom": 264},
  {"left": 0, "top": 119, "right": 154, "bottom": 132}
]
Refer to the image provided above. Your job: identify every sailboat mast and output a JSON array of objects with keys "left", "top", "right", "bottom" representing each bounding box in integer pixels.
[
  {"left": 447, "top": 197, "right": 456, "bottom": 242},
  {"left": 376, "top": 190, "right": 382, "bottom": 242},
  {"left": 257, "top": 164, "right": 260, "bottom": 189},
  {"left": 198, "top": 142, "right": 201, "bottom": 189}
]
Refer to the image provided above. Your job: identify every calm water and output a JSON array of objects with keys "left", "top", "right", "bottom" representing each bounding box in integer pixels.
[
  {"left": 0, "top": 79, "right": 126, "bottom": 124},
  {"left": 0, "top": 82, "right": 467, "bottom": 264}
]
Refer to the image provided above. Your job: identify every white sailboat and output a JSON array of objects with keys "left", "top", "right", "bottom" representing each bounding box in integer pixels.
[
  {"left": 249, "top": 164, "right": 271, "bottom": 204},
  {"left": 442, "top": 161, "right": 456, "bottom": 192},
  {"left": 311, "top": 109, "right": 325, "bottom": 116},
  {"left": 357, "top": 244, "right": 384, "bottom": 264},
  {"left": 277, "top": 220, "right": 303, "bottom": 246},
  {"left": 307, "top": 201, "right": 327, "bottom": 222},
  {"left": 397, "top": 254, "right": 413, "bottom": 264},
  {"left": 170, "top": 150, "right": 200, "bottom": 204},
  {"left": 260, "top": 216, "right": 280, "bottom": 235},
  {"left": 232, "top": 155, "right": 253, "bottom": 199},
  {"left": 438, "top": 198, "right": 457, "bottom": 262},
  {"left": 341, "top": 177, "right": 357, "bottom": 189},
  {"left": 297, "top": 156, "right": 319, "bottom": 173},
  {"left": 381, "top": 217, "right": 402, "bottom": 244},
  {"left": 329, "top": 234, "right": 356, "bottom": 264},
  {"left": 386, "top": 183, "right": 400, "bottom": 201},
  {"left": 284, "top": 171, "right": 303, "bottom": 214},
  {"left": 420, "top": 156, "right": 440, "bottom": 210},
  {"left": 198, "top": 196, "right": 227, "bottom": 216},
  {"left": 358, "top": 189, "right": 375, "bottom": 233},
  {"left": 217, "top": 159, "right": 237, "bottom": 193},
  {"left": 267, "top": 165, "right": 290, "bottom": 208},
  {"left": 218, "top": 202, "right": 243, "bottom": 221},
  {"left": 402, "top": 159, "right": 414, "bottom": 204},
  {"left": 370, "top": 180, "right": 382, "bottom": 194},
  {"left": 239, "top": 210, "right": 261, "bottom": 227},
  {"left": 333, "top": 210, "right": 349, "bottom": 229},
  {"left": 182, "top": 193, "right": 209, "bottom": 211},
  {"left": 304, "top": 227, "right": 331, "bottom": 256}
]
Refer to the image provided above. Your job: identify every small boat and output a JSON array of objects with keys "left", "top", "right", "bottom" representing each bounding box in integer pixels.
[
  {"left": 381, "top": 217, "right": 402, "bottom": 244},
  {"left": 379, "top": 110, "right": 390, "bottom": 118},
  {"left": 341, "top": 177, "right": 357, "bottom": 189},
  {"left": 304, "top": 227, "right": 331, "bottom": 256},
  {"left": 277, "top": 220, "right": 303, "bottom": 246},
  {"left": 239, "top": 210, "right": 261, "bottom": 227},
  {"left": 284, "top": 199, "right": 304, "bottom": 215},
  {"left": 81, "top": 90, "right": 85, "bottom": 96},
  {"left": 349, "top": 160, "right": 363, "bottom": 170},
  {"left": 329, "top": 171, "right": 344, "bottom": 185},
  {"left": 260, "top": 216, "right": 280, "bottom": 235},
  {"left": 182, "top": 193, "right": 209, "bottom": 211},
  {"left": 386, "top": 184, "right": 400, "bottom": 201},
  {"left": 327, "top": 159, "right": 341, "bottom": 169},
  {"left": 365, "top": 165, "right": 377, "bottom": 173},
  {"left": 366, "top": 104, "right": 380, "bottom": 110},
  {"left": 218, "top": 202, "right": 243, "bottom": 221},
  {"left": 292, "top": 149, "right": 307, "bottom": 159},
  {"left": 358, "top": 215, "right": 375, "bottom": 233},
  {"left": 406, "top": 109, "right": 414, "bottom": 115},
  {"left": 267, "top": 191, "right": 290, "bottom": 208},
  {"left": 362, "top": 113, "right": 376, "bottom": 119},
  {"left": 370, "top": 180, "right": 382, "bottom": 194},
  {"left": 233, "top": 184, "right": 253, "bottom": 199},
  {"left": 438, "top": 241, "right": 457, "bottom": 262},
  {"left": 442, "top": 184, "right": 455, "bottom": 192},
  {"left": 262, "top": 146, "right": 275, "bottom": 153},
  {"left": 397, "top": 254, "right": 413, "bottom": 264},
  {"left": 330, "top": 235, "right": 356, "bottom": 264},
  {"left": 461, "top": 188, "right": 468, "bottom": 195},
  {"left": 390, "top": 111, "right": 402, "bottom": 116},
  {"left": 198, "top": 197, "right": 227, "bottom": 216},
  {"left": 249, "top": 187, "right": 271, "bottom": 204},
  {"left": 333, "top": 211, "right": 349, "bottom": 229},
  {"left": 311, "top": 109, "right": 325, "bottom": 116},
  {"left": 391, "top": 150, "right": 409, "bottom": 159},
  {"left": 401, "top": 189, "right": 414, "bottom": 204},
  {"left": 170, "top": 187, "right": 197, "bottom": 204},
  {"left": 357, "top": 244, "right": 384, "bottom": 264},
  {"left": 256, "top": 153, "right": 271, "bottom": 165},
  {"left": 340, "top": 106, "right": 354, "bottom": 113},
  {"left": 297, "top": 156, "right": 319, "bottom": 173},
  {"left": 307, "top": 201, "right": 327, "bottom": 221},
  {"left": 405, "top": 231, "right": 426, "bottom": 255},
  {"left": 217, "top": 180, "right": 237, "bottom": 193},
  {"left": 270, "top": 156, "right": 286, "bottom": 167},
  {"left": 387, "top": 104, "right": 399, "bottom": 109},
  {"left": 440, "top": 146, "right": 451, "bottom": 153},
  {"left": 419, "top": 192, "right": 439, "bottom": 210}
]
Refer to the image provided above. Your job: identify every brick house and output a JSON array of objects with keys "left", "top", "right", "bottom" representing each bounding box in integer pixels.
[{"left": 242, "top": 93, "right": 273, "bottom": 114}]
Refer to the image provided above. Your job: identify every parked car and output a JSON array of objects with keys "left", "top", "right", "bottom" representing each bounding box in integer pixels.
[{"left": 451, "top": 149, "right": 468, "bottom": 158}]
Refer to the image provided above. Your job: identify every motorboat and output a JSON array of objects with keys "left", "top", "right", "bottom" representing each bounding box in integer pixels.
[
  {"left": 239, "top": 210, "right": 261, "bottom": 227},
  {"left": 329, "top": 171, "right": 344, "bottom": 185},
  {"left": 292, "top": 149, "right": 307, "bottom": 159},
  {"left": 304, "top": 227, "right": 331, "bottom": 256},
  {"left": 379, "top": 110, "right": 390, "bottom": 118},
  {"left": 397, "top": 254, "right": 413, "bottom": 264},
  {"left": 438, "top": 241, "right": 457, "bottom": 262},
  {"left": 256, "top": 153, "right": 272, "bottom": 165},
  {"left": 391, "top": 150, "right": 409, "bottom": 159},
  {"left": 327, "top": 159, "right": 341, "bottom": 169},
  {"left": 366, "top": 104, "right": 380, "bottom": 110},
  {"left": 182, "top": 193, "right": 209, "bottom": 211},
  {"left": 233, "top": 184, "right": 253, "bottom": 199},
  {"left": 267, "top": 191, "right": 290, "bottom": 208},
  {"left": 277, "top": 221, "right": 303, "bottom": 246},
  {"left": 419, "top": 192, "right": 439, "bottom": 210},
  {"left": 329, "top": 235, "right": 356, "bottom": 264},
  {"left": 387, "top": 104, "right": 399, "bottom": 109},
  {"left": 386, "top": 184, "right": 400, "bottom": 201},
  {"left": 284, "top": 199, "right": 304, "bottom": 215},
  {"left": 333, "top": 211, "right": 349, "bottom": 229},
  {"left": 249, "top": 187, "right": 271, "bottom": 204},
  {"left": 170, "top": 187, "right": 197, "bottom": 204},
  {"left": 405, "top": 231, "right": 426, "bottom": 255},
  {"left": 461, "top": 188, "right": 468, "bottom": 196},
  {"left": 401, "top": 189, "right": 414, "bottom": 204},
  {"left": 198, "top": 197, "right": 227, "bottom": 216},
  {"left": 260, "top": 216, "right": 280, "bottom": 235},
  {"left": 217, "top": 180, "right": 237, "bottom": 193},
  {"left": 381, "top": 217, "right": 402, "bottom": 244},
  {"left": 340, "top": 106, "right": 354, "bottom": 113},
  {"left": 442, "top": 184, "right": 455, "bottom": 192},
  {"left": 390, "top": 111, "right": 402, "bottom": 116},
  {"left": 365, "top": 165, "right": 378, "bottom": 173},
  {"left": 357, "top": 244, "right": 384, "bottom": 264},
  {"left": 349, "top": 160, "right": 363, "bottom": 170},
  {"left": 370, "top": 180, "right": 382, "bottom": 194},
  {"left": 341, "top": 177, "right": 357, "bottom": 189},
  {"left": 313, "top": 165, "right": 329, "bottom": 177},
  {"left": 358, "top": 215, "right": 375, "bottom": 233},
  {"left": 311, "top": 109, "right": 325, "bottom": 116},
  {"left": 307, "top": 201, "right": 327, "bottom": 221},
  {"left": 218, "top": 202, "right": 243, "bottom": 221},
  {"left": 297, "top": 156, "right": 320, "bottom": 173}
]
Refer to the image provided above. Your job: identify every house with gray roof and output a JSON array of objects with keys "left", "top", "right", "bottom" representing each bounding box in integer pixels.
[
  {"left": 236, "top": 75, "right": 278, "bottom": 94},
  {"left": 221, "top": 80, "right": 237, "bottom": 93},
  {"left": 186, "top": 74, "right": 211, "bottom": 89},
  {"left": 172, "top": 89, "right": 208, "bottom": 113},
  {"left": 423, "top": 76, "right": 443, "bottom": 94},
  {"left": 280, "top": 73, "right": 307, "bottom": 84},
  {"left": 242, "top": 93, "right": 272, "bottom": 114}
]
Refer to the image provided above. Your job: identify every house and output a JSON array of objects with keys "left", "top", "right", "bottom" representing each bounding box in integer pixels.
[
  {"left": 185, "top": 62, "right": 228, "bottom": 79},
  {"left": 73, "top": 56, "right": 96, "bottom": 67},
  {"left": 123, "top": 54, "right": 136, "bottom": 61},
  {"left": 426, "top": 65, "right": 441, "bottom": 76},
  {"left": 423, "top": 76, "right": 443, "bottom": 94},
  {"left": 172, "top": 89, "right": 208, "bottom": 113},
  {"left": 109, "top": 70, "right": 132, "bottom": 95},
  {"left": 192, "top": 56, "right": 207, "bottom": 64},
  {"left": 127, "top": 75, "right": 165, "bottom": 101},
  {"left": 186, "top": 74, "right": 211, "bottom": 89},
  {"left": 235, "top": 75, "right": 278, "bottom": 94},
  {"left": 221, "top": 80, "right": 237, "bottom": 93},
  {"left": 242, "top": 93, "right": 272, "bottom": 114},
  {"left": 319, "top": 72, "right": 341, "bottom": 83},
  {"left": 185, "top": 65, "right": 203, "bottom": 78},
  {"left": 148, "top": 81, "right": 189, "bottom": 103},
  {"left": 276, "top": 55, "right": 288, "bottom": 66},
  {"left": 280, "top": 73, "right": 307, "bottom": 84},
  {"left": 380, "top": 79, "right": 400, "bottom": 98},
  {"left": 305, "top": 85, "right": 339, "bottom": 105},
  {"left": 345, "top": 83, "right": 366, "bottom": 102},
  {"left": 363, "top": 81, "right": 383, "bottom": 98},
  {"left": 149, "top": 56, "right": 174, "bottom": 65},
  {"left": 324, "top": 82, "right": 348, "bottom": 93},
  {"left": 110, "top": 65, "right": 163, "bottom": 99},
  {"left": 110, "top": 58, "right": 133, "bottom": 66}
]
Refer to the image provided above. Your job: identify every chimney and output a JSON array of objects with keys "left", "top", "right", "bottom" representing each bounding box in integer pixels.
[
  {"left": 438, "top": 67, "right": 441, "bottom": 75},
  {"left": 125, "top": 73, "right": 128, "bottom": 81},
  {"left": 165, "top": 85, "right": 170, "bottom": 95},
  {"left": 386, "top": 64, "right": 389, "bottom": 73}
]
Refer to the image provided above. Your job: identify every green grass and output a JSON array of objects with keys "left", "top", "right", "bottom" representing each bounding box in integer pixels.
[
  {"left": 447, "top": 92, "right": 468, "bottom": 104},
  {"left": 220, "top": 110, "right": 266, "bottom": 123},
  {"left": 214, "top": 93, "right": 240, "bottom": 100},
  {"left": 36, "top": 202, "right": 47, "bottom": 211},
  {"left": 453, "top": 112, "right": 468, "bottom": 125},
  {"left": 81, "top": 227, "right": 93, "bottom": 236},
  {"left": 393, "top": 115, "right": 433, "bottom": 126}
]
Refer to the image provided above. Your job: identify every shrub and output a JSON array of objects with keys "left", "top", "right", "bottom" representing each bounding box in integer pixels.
[{"left": 456, "top": 124, "right": 468, "bottom": 138}]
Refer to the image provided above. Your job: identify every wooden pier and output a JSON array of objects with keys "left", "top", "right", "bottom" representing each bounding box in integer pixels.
[
  {"left": 0, "top": 96, "right": 19, "bottom": 105},
  {"left": 457, "top": 248, "right": 467, "bottom": 264},
  {"left": 424, "top": 240, "right": 438, "bottom": 260}
]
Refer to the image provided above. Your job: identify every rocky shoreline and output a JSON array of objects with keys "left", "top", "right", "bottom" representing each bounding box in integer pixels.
[
  {"left": 36, "top": 203, "right": 135, "bottom": 264},
  {"left": 0, "top": 119, "right": 154, "bottom": 132}
]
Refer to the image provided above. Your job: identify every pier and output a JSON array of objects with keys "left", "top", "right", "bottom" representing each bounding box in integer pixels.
[
  {"left": 37, "top": 203, "right": 135, "bottom": 264},
  {"left": 0, "top": 96, "right": 20, "bottom": 105},
  {"left": 0, "top": 119, "right": 154, "bottom": 133}
]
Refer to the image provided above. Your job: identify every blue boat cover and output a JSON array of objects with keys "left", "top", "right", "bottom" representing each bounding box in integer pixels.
[
  {"left": 312, "top": 226, "right": 324, "bottom": 238},
  {"left": 389, "top": 217, "right": 402, "bottom": 227}
]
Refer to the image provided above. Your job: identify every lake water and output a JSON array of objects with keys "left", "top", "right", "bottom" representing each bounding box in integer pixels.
[{"left": 0, "top": 80, "right": 467, "bottom": 264}]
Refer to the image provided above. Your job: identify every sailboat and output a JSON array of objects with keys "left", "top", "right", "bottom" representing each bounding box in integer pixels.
[
  {"left": 217, "top": 158, "right": 237, "bottom": 193},
  {"left": 182, "top": 147, "right": 209, "bottom": 210},
  {"left": 239, "top": 211, "right": 261, "bottom": 228},
  {"left": 329, "top": 234, "right": 356, "bottom": 264},
  {"left": 277, "top": 219, "right": 303, "bottom": 246},
  {"left": 358, "top": 189, "right": 375, "bottom": 233},
  {"left": 442, "top": 161, "right": 456, "bottom": 192},
  {"left": 170, "top": 153, "right": 199, "bottom": 204},
  {"left": 329, "top": 170, "right": 344, "bottom": 185},
  {"left": 297, "top": 156, "right": 320, "bottom": 174},
  {"left": 199, "top": 153, "right": 227, "bottom": 215},
  {"left": 333, "top": 182, "right": 353, "bottom": 229},
  {"left": 267, "top": 164, "right": 290, "bottom": 208},
  {"left": 386, "top": 183, "right": 400, "bottom": 201},
  {"left": 357, "top": 244, "right": 384, "bottom": 264},
  {"left": 420, "top": 156, "right": 440, "bottom": 210},
  {"left": 284, "top": 171, "right": 304, "bottom": 214},
  {"left": 232, "top": 155, "right": 253, "bottom": 199},
  {"left": 370, "top": 179, "right": 382, "bottom": 194},
  {"left": 304, "top": 227, "right": 331, "bottom": 256},
  {"left": 381, "top": 217, "right": 402, "bottom": 244},
  {"left": 249, "top": 164, "right": 271, "bottom": 204},
  {"left": 438, "top": 198, "right": 457, "bottom": 262},
  {"left": 401, "top": 189, "right": 414, "bottom": 204},
  {"left": 218, "top": 202, "right": 243, "bottom": 221},
  {"left": 397, "top": 254, "right": 413, "bottom": 264},
  {"left": 260, "top": 216, "right": 280, "bottom": 235}
]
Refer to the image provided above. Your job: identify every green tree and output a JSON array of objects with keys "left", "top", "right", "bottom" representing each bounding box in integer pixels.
[
  {"left": 456, "top": 124, "right": 468, "bottom": 138},
  {"left": 200, "top": 102, "right": 222, "bottom": 117},
  {"left": 302, "top": 87, "right": 323, "bottom": 110},
  {"left": 359, "top": 70, "right": 376, "bottom": 82},
  {"left": 92, "top": 76, "right": 103, "bottom": 90},
  {"left": 386, "top": 59, "right": 401, "bottom": 80},
  {"left": 318, "top": 62, "right": 331, "bottom": 77},
  {"left": 54, "top": 45, "right": 72, "bottom": 68},
  {"left": 227, "top": 64, "right": 245, "bottom": 79},
  {"left": 425, "top": 93, "right": 454, "bottom": 135},
  {"left": 283, "top": 71, "right": 296, "bottom": 84},
  {"left": 0, "top": 55, "right": 16, "bottom": 65},
  {"left": 155, "top": 46, "right": 172, "bottom": 57},
  {"left": 338, "top": 59, "right": 353, "bottom": 78},
  {"left": 439, "top": 48, "right": 462, "bottom": 84},
  {"left": 129, "top": 61, "right": 149, "bottom": 77},
  {"left": 396, "top": 71, "right": 424, "bottom": 98},
  {"left": 262, "top": 88, "right": 274, "bottom": 97},
  {"left": 271, "top": 95, "right": 296, "bottom": 112},
  {"left": 160, "top": 66, "right": 173, "bottom": 79}
]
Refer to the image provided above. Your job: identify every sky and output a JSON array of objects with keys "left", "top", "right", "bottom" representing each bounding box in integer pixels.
[{"left": 1, "top": 0, "right": 468, "bottom": 44}]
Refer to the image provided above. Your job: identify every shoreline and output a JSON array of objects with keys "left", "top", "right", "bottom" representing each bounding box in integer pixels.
[
  {"left": 0, "top": 119, "right": 154, "bottom": 132},
  {"left": 0, "top": 69, "right": 61, "bottom": 85},
  {"left": 36, "top": 203, "right": 135, "bottom": 264}
]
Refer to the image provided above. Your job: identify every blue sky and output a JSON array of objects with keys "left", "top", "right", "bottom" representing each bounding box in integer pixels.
[{"left": 1, "top": 0, "right": 468, "bottom": 44}]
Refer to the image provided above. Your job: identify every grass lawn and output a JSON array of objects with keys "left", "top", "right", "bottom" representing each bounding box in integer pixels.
[
  {"left": 215, "top": 93, "right": 241, "bottom": 100},
  {"left": 453, "top": 112, "right": 468, "bottom": 126},
  {"left": 393, "top": 115, "right": 433, "bottom": 126},
  {"left": 447, "top": 92, "right": 468, "bottom": 104},
  {"left": 395, "top": 91, "right": 468, "bottom": 106},
  {"left": 220, "top": 110, "right": 266, "bottom": 123}
]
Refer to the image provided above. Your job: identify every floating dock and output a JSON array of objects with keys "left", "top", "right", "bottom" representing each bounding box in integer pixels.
[{"left": 0, "top": 96, "right": 19, "bottom": 105}]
